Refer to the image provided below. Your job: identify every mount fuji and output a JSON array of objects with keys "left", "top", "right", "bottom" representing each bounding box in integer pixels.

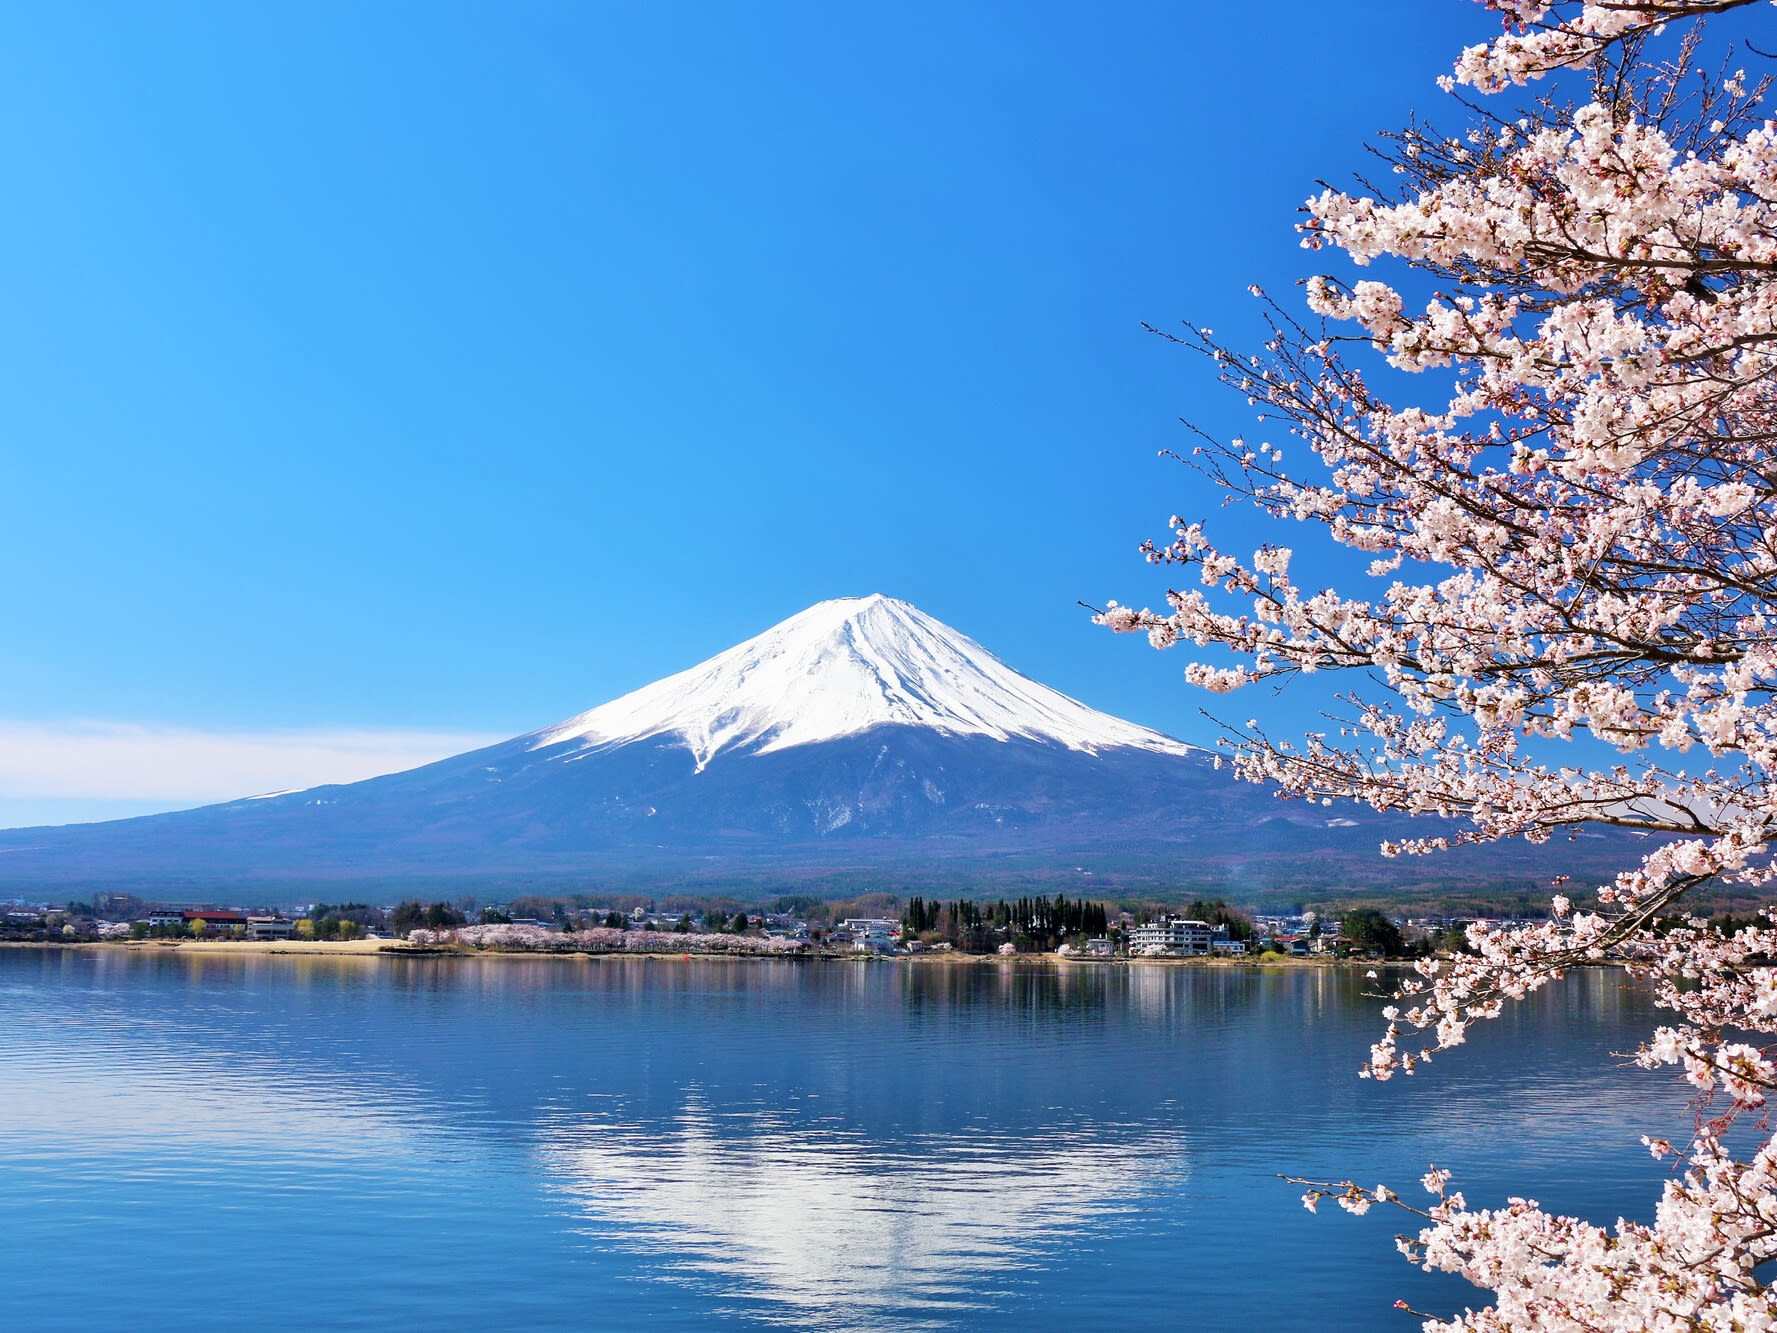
[
  {"left": 527, "top": 595, "right": 1192, "bottom": 772},
  {"left": 0, "top": 595, "right": 1547, "bottom": 897}
]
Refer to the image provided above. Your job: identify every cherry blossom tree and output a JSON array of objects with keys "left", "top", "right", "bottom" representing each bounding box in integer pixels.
[
  {"left": 403, "top": 922, "right": 810, "bottom": 956},
  {"left": 1103, "top": 2, "right": 1777, "bottom": 1326}
]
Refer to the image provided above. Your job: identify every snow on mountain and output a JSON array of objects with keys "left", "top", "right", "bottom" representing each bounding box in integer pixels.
[{"left": 528, "top": 594, "right": 1193, "bottom": 771}]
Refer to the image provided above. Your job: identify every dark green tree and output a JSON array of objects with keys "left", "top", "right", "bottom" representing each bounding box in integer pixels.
[
  {"left": 1339, "top": 909, "right": 1404, "bottom": 958},
  {"left": 423, "top": 901, "right": 465, "bottom": 930},
  {"left": 1183, "top": 900, "right": 1256, "bottom": 943}
]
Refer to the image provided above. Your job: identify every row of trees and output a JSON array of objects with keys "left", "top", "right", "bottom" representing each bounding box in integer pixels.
[
  {"left": 305, "top": 902, "right": 382, "bottom": 939},
  {"left": 902, "top": 894, "right": 1424, "bottom": 956},
  {"left": 389, "top": 901, "right": 467, "bottom": 934},
  {"left": 901, "top": 895, "right": 1113, "bottom": 951}
]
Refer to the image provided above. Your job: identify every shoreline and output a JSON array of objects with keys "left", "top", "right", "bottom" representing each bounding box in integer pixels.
[{"left": 0, "top": 938, "right": 1404, "bottom": 967}]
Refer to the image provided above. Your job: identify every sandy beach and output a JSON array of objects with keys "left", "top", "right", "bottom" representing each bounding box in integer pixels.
[{"left": 76, "top": 937, "right": 404, "bottom": 958}]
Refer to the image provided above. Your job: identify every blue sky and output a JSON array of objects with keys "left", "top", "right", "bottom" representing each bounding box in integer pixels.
[{"left": 0, "top": 2, "right": 1488, "bottom": 826}]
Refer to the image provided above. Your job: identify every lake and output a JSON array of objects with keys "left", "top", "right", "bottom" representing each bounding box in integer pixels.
[{"left": 0, "top": 948, "right": 1691, "bottom": 1330}]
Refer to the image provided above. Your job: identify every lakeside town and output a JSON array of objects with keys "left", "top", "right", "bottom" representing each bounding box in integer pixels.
[{"left": 0, "top": 889, "right": 1550, "bottom": 961}]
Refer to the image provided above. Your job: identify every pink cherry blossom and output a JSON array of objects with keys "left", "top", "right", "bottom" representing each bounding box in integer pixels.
[
  {"left": 1112, "top": 2, "right": 1777, "bottom": 1325},
  {"left": 403, "top": 923, "right": 811, "bottom": 957}
]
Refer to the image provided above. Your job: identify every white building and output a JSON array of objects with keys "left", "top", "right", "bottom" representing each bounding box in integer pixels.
[
  {"left": 841, "top": 918, "right": 899, "bottom": 953},
  {"left": 1128, "top": 917, "right": 1215, "bottom": 957}
]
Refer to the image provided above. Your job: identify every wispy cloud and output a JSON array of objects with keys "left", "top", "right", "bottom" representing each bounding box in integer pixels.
[{"left": 0, "top": 720, "right": 506, "bottom": 812}]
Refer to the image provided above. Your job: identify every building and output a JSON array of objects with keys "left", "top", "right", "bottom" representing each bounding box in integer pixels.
[
  {"left": 1128, "top": 917, "right": 1216, "bottom": 956},
  {"left": 840, "top": 918, "right": 899, "bottom": 953},
  {"left": 245, "top": 915, "right": 295, "bottom": 940}
]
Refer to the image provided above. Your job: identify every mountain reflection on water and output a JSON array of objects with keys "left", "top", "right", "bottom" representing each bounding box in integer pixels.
[
  {"left": 0, "top": 949, "right": 1694, "bottom": 1331},
  {"left": 539, "top": 1095, "right": 1188, "bottom": 1327}
]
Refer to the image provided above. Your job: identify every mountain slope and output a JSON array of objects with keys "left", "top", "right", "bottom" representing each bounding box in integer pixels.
[{"left": 0, "top": 595, "right": 1621, "bottom": 897}]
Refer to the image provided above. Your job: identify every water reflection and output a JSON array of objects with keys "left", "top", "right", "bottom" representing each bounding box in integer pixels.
[
  {"left": 0, "top": 949, "right": 1702, "bottom": 1332},
  {"left": 0, "top": 947, "right": 459, "bottom": 1165},
  {"left": 0, "top": 1048, "right": 426, "bottom": 1155},
  {"left": 539, "top": 1094, "right": 1189, "bottom": 1328}
]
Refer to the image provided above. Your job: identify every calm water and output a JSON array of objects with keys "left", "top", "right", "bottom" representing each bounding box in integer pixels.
[{"left": 0, "top": 949, "right": 1691, "bottom": 1330}]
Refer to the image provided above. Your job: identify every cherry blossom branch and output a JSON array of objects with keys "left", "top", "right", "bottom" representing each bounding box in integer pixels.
[{"left": 1104, "top": 0, "right": 1777, "bottom": 1324}]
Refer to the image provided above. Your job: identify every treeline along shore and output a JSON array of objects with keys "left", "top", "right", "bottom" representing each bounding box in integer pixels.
[
  {"left": 0, "top": 935, "right": 1417, "bottom": 968},
  {"left": 4, "top": 891, "right": 1457, "bottom": 960}
]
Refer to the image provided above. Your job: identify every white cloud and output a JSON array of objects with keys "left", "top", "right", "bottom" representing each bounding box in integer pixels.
[{"left": 0, "top": 719, "right": 505, "bottom": 805}]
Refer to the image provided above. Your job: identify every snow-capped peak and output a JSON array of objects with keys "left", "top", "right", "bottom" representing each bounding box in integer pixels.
[{"left": 528, "top": 594, "right": 1193, "bottom": 771}]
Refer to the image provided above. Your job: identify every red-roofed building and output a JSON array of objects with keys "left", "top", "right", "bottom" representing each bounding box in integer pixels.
[{"left": 181, "top": 910, "right": 247, "bottom": 930}]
